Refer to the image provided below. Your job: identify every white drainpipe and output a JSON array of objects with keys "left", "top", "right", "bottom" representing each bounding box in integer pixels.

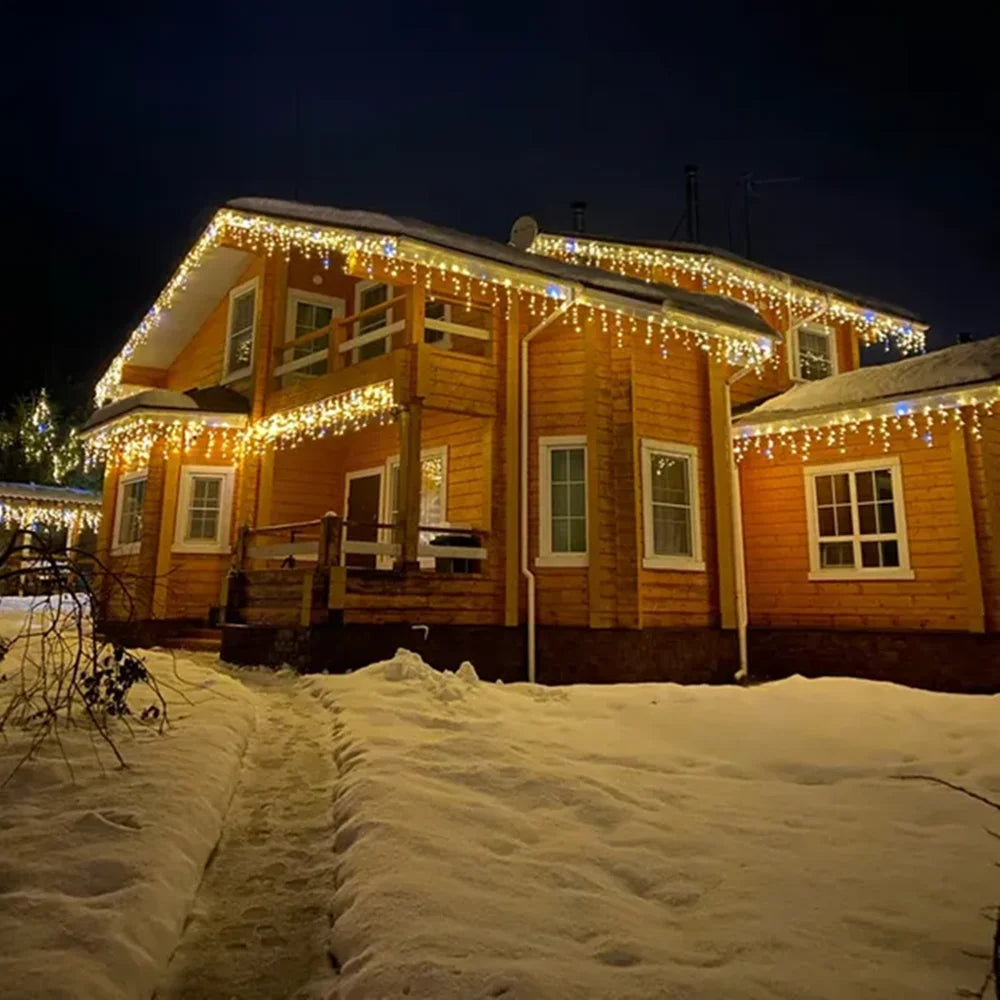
[
  {"left": 726, "top": 365, "right": 754, "bottom": 682},
  {"left": 520, "top": 297, "right": 575, "bottom": 683}
]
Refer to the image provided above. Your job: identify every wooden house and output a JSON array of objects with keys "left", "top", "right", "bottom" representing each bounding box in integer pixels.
[{"left": 82, "top": 200, "right": 1000, "bottom": 689}]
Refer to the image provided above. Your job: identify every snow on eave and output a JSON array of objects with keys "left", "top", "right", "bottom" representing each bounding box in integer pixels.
[
  {"left": 534, "top": 229, "right": 926, "bottom": 330},
  {"left": 0, "top": 482, "right": 101, "bottom": 506},
  {"left": 227, "top": 198, "right": 778, "bottom": 341},
  {"left": 733, "top": 337, "right": 1000, "bottom": 428}
]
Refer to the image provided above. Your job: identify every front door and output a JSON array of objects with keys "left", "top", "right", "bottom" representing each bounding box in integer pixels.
[{"left": 345, "top": 471, "right": 382, "bottom": 569}]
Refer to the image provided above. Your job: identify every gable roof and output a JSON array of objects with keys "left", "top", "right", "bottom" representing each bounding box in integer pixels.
[
  {"left": 227, "top": 198, "right": 778, "bottom": 338},
  {"left": 82, "top": 387, "right": 251, "bottom": 435},
  {"left": 736, "top": 336, "right": 1000, "bottom": 426},
  {"left": 0, "top": 482, "right": 101, "bottom": 507},
  {"left": 540, "top": 229, "right": 922, "bottom": 324}
]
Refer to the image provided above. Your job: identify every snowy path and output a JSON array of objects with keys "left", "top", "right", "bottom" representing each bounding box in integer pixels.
[{"left": 156, "top": 672, "right": 340, "bottom": 1000}]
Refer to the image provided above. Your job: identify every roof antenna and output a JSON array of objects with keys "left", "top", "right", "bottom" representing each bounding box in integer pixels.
[
  {"left": 684, "top": 165, "right": 700, "bottom": 242},
  {"left": 571, "top": 201, "right": 587, "bottom": 234}
]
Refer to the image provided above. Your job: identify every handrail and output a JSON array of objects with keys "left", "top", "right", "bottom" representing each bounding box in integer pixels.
[
  {"left": 273, "top": 294, "right": 408, "bottom": 358},
  {"left": 246, "top": 518, "right": 323, "bottom": 534}
]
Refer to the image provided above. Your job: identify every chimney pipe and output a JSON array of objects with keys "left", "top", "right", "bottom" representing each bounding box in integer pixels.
[
  {"left": 571, "top": 201, "right": 587, "bottom": 234},
  {"left": 957, "top": 331, "right": 973, "bottom": 344},
  {"left": 685, "top": 164, "right": 700, "bottom": 242}
]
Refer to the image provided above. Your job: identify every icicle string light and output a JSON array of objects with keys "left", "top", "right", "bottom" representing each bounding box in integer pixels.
[
  {"left": 529, "top": 234, "right": 926, "bottom": 357},
  {"left": 83, "top": 382, "right": 398, "bottom": 467},
  {"left": 95, "top": 210, "right": 775, "bottom": 404},
  {"left": 0, "top": 500, "right": 101, "bottom": 532},
  {"left": 733, "top": 389, "right": 999, "bottom": 462}
]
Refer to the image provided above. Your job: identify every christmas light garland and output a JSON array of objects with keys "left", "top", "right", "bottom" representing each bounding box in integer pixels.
[
  {"left": 529, "top": 234, "right": 926, "bottom": 357},
  {"left": 95, "top": 209, "right": 776, "bottom": 405},
  {"left": 733, "top": 386, "right": 1000, "bottom": 462},
  {"left": 83, "top": 382, "right": 398, "bottom": 466},
  {"left": 0, "top": 499, "right": 101, "bottom": 532}
]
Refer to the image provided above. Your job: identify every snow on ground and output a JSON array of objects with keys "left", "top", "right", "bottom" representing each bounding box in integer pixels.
[
  {"left": 0, "top": 606, "right": 257, "bottom": 1000},
  {"left": 306, "top": 649, "right": 1000, "bottom": 1000}
]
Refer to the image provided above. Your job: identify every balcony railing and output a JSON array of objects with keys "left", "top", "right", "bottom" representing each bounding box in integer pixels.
[{"left": 272, "top": 287, "right": 493, "bottom": 382}]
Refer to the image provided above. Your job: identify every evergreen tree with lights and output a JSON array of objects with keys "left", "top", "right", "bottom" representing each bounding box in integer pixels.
[{"left": 0, "top": 389, "right": 93, "bottom": 488}]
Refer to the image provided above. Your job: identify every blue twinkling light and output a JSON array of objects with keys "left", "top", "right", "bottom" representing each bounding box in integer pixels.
[
  {"left": 565, "top": 238, "right": 578, "bottom": 253},
  {"left": 545, "top": 283, "right": 565, "bottom": 299},
  {"left": 383, "top": 240, "right": 397, "bottom": 257},
  {"left": 863, "top": 310, "right": 875, "bottom": 322},
  {"left": 895, "top": 403, "right": 910, "bottom": 416}
]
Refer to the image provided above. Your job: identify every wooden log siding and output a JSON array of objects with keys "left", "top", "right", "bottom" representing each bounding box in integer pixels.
[
  {"left": 740, "top": 432, "right": 975, "bottom": 631},
  {"left": 631, "top": 339, "right": 719, "bottom": 628},
  {"left": 968, "top": 415, "right": 1000, "bottom": 631}
]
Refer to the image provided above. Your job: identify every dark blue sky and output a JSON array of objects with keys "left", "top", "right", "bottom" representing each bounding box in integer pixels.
[{"left": 5, "top": 2, "right": 997, "bottom": 408}]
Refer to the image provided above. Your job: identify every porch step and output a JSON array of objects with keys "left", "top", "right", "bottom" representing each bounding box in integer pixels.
[{"left": 158, "top": 626, "right": 222, "bottom": 654}]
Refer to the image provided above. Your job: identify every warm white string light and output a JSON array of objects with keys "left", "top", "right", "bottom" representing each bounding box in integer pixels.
[
  {"left": 529, "top": 234, "right": 926, "bottom": 357},
  {"left": 733, "top": 389, "right": 999, "bottom": 462},
  {"left": 0, "top": 499, "right": 101, "bottom": 532}
]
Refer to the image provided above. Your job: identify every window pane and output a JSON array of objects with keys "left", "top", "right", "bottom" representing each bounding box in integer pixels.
[
  {"left": 653, "top": 505, "right": 692, "bottom": 556},
  {"left": 551, "top": 483, "right": 568, "bottom": 517},
  {"left": 798, "top": 329, "right": 832, "bottom": 380},
  {"left": 568, "top": 481, "right": 586, "bottom": 517},
  {"left": 855, "top": 471, "right": 874, "bottom": 502},
  {"left": 551, "top": 518, "right": 570, "bottom": 552},
  {"left": 358, "top": 337, "right": 388, "bottom": 361},
  {"left": 568, "top": 518, "right": 587, "bottom": 552},
  {"left": 858, "top": 503, "right": 876, "bottom": 535},
  {"left": 567, "top": 448, "right": 585, "bottom": 481},
  {"left": 881, "top": 540, "right": 899, "bottom": 567},
  {"left": 834, "top": 505, "right": 854, "bottom": 535},
  {"left": 815, "top": 475, "right": 833, "bottom": 506},
  {"left": 817, "top": 507, "right": 835, "bottom": 537},
  {"left": 877, "top": 501, "right": 896, "bottom": 533},
  {"left": 231, "top": 291, "right": 255, "bottom": 333},
  {"left": 874, "top": 469, "right": 894, "bottom": 500},
  {"left": 820, "top": 541, "right": 854, "bottom": 567},
  {"left": 359, "top": 285, "right": 388, "bottom": 333},
  {"left": 551, "top": 448, "right": 567, "bottom": 482},
  {"left": 832, "top": 474, "right": 850, "bottom": 503},
  {"left": 861, "top": 541, "right": 880, "bottom": 567},
  {"left": 651, "top": 454, "right": 688, "bottom": 505}
]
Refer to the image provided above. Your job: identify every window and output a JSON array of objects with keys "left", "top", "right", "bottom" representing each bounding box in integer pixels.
[
  {"left": 224, "top": 279, "right": 258, "bottom": 378},
  {"left": 113, "top": 472, "right": 147, "bottom": 554},
  {"left": 385, "top": 447, "right": 448, "bottom": 566},
  {"left": 804, "top": 458, "right": 912, "bottom": 580},
  {"left": 173, "top": 466, "right": 235, "bottom": 553},
  {"left": 793, "top": 323, "right": 836, "bottom": 381},
  {"left": 538, "top": 436, "right": 587, "bottom": 566},
  {"left": 640, "top": 439, "right": 704, "bottom": 570},
  {"left": 282, "top": 292, "right": 344, "bottom": 377},
  {"left": 424, "top": 300, "right": 452, "bottom": 347},
  {"left": 353, "top": 281, "right": 394, "bottom": 362}
]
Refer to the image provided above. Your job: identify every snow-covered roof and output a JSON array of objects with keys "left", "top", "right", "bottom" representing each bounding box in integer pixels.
[
  {"left": 738, "top": 336, "right": 1000, "bottom": 424},
  {"left": 227, "top": 198, "right": 778, "bottom": 339},
  {"left": 0, "top": 482, "right": 101, "bottom": 506},
  {"left": 82, "top": 387, "right": 251, "bottom": 434},
  {"left": 542, "top": 229, "right": 922, "bottom": 323}
]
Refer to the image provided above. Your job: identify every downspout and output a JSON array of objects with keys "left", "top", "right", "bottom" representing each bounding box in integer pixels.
[
  {"left": 521, "top": 296, "right": 575, "bottom": 684},
  {"left": 726, "top": 363, "right": 755, "bottom": 683}
]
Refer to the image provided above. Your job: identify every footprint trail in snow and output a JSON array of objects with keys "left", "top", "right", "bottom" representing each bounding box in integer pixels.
[{"left": 156, "top": 671, "right": 339, "bottom": 1000}]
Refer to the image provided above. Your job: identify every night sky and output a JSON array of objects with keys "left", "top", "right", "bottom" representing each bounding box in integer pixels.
[{"left": 5, "top": 3, "right": 997, "bottom": 412}]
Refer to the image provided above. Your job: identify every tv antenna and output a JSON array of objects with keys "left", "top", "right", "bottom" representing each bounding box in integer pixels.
[{"left": 737, "top": 173, "right": 800, "bottom": 259}]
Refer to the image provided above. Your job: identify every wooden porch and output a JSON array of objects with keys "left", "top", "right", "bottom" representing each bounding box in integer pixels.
[{"left": 222, "top": 515, "right": 496, "bottom": 628}]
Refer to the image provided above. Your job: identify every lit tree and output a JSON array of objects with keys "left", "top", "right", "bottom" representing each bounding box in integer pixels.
[{"left": 0, "top": 389, "right": 91, "bottom": 487}]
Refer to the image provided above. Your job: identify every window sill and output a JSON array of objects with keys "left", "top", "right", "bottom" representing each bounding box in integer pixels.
[
  {"left": 808, "top": 568, "right": 915, "bottom": 582},
  {"left": 534, "top": 554, "right": 588, "bottom": 569},
  {"left": 642, "top": 557, "right": 706, "bottom": 572},
  {"left": 172, "top": 543, "right": 232, "bottom": 555}
]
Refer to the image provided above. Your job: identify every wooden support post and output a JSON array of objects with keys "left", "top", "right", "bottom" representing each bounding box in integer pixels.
[
  {"left": 950, "top": 425, "right": 986, "bottom": 633},
  {"left": 709, "top": 361, "right": 738, "bottom": 630},
  {"left": 234, "top": 524, "right": 249, "bottom": 572},
  {"left": 404, "top": 284, "right": 427, "bottom": 348},
  {"left": 152, "top": 452, "right": 181, "bottom": 619},
  {"left": 395, "top": 401, "right": 423, "bottom": 571},
  {"left": 300, "top": 570, "right": 315, "bottom": 627},
  {"left": 503, "top": 294, "right": 521, "bottom": 626}
]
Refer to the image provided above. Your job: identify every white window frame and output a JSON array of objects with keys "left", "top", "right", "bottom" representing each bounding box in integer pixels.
[
  {"left": 789, "top": 322, "right": 838, "bottom": 382},
  {"left": 111, "top": 470, "right": 148, "bottom": 556},
  {"left": 640, "top": 438, "right": 705, "bottom": 571},
  {"left": 803, "top": 456, "right": 913, "bottom": 581},
  {"left": 222, "top": 277, "right": 259, "bottom": 382},
  {"left": 172, "top": 465, "right": 236, "bottom": 554},
  {"left": 339, "top": 280, "right": 406, "bottom": 363},
  {"left": 276, "top": 290, "right": 345, "bottom": 377},
  {"left": 537, "top": 435, "right": 588, "bottom": 568}
]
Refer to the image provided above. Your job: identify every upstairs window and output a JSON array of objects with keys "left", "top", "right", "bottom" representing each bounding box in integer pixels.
[
  {"left": 225, "top": 279, "right": 258, "bottom": 378},
  {"left": 640, "top": 439, "right": 704, "bottom": 570},
  {"left": 794, "top": 324, "right": 836, "bottom": 381},
  {"left": 805, "top": 458, "right": 912, "bottom": 580},
  {"left": 352, "top": 281, "right": 395, "bottom": 362},
  {"left": 280, "top": 292, "right": 344, "bottom": 378},
  {"left": 113, "top": 472, "right": 147, "bottom": 554},
  {"left": 538, "top": 436, "right": 587, "bottom": 566},
  {"left": 173, "top": 466, "right": 235, "bottom": 553}
]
